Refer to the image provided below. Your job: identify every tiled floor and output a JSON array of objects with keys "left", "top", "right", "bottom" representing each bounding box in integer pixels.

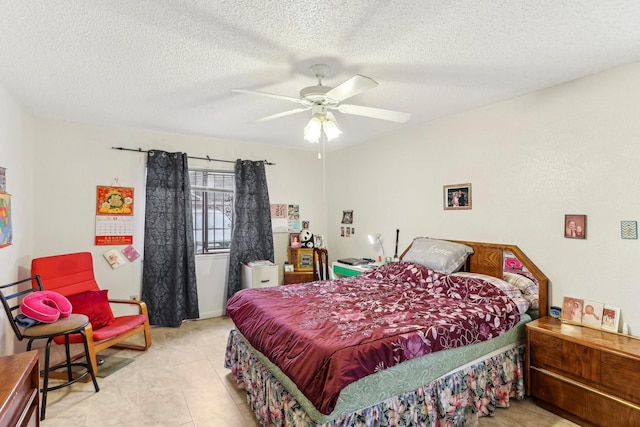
[{"left": 37, "top": 317, "right": 577, "bottom": 426}]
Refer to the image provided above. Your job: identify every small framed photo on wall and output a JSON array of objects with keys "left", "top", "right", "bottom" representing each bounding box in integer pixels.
[
  {"left": 621, "top": 220, "right": 637, "bottom": 239},
  {"left": 342, "top": 210, "right": 353, "bottom": 224},
  {"left": 564, "top": 214, "right": 586, "bottom": 239},
  {"left": 444, "top": 183, "right": 471, "bottom": 210}
]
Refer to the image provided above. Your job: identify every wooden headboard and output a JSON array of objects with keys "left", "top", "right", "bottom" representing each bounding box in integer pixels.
[{"left": 400, "top": 239, "right": 548, "bottom": 318}]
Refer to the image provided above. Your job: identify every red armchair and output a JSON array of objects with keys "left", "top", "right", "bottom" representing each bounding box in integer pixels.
[{"left": 31, "top": 252, "right": 152, "bottom": 374}]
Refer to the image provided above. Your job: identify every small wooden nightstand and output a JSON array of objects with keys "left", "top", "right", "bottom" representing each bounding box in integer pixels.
[
  {"left": 526, "top": 317, "right": 640, "bottom": 426},
  {"left": 284, "top": 247, "right": 315, "bottom": 285}
]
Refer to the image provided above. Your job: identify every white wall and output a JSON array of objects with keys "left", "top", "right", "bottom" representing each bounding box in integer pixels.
[
  {"left": 0, "top": 85, "right": 35, "bottom": 355},
  {"left": 4, "top": 59, "right": 640, "bottom": 350},
  {"left": 30, "top": 119, "right": 324, "bottom": 319},
  {"left": 326, "top": 61, "right": 640, "bottom": 335}
]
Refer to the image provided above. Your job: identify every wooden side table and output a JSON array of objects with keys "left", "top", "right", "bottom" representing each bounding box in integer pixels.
[{"left": 0, "top": 351, "right": 39, "bottom": 427}]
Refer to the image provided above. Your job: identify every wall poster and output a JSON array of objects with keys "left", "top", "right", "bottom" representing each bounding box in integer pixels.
[
  {"left": 0, "top": 193, "right": 12, "bottom": 248},
  {"left": 270, "top": 203, "right": 288, "bottom": 233},
  {"left": 95, "top": 185, "right": 134, "bottom": 245}
]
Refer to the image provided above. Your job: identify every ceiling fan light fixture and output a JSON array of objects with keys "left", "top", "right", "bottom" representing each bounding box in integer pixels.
[
  {"left": 234, "top": 64, "right": 409, "bottom": 144},
  {"left": 304, "top": 115, "right": 322, "bottom": 143},
  {"left": 322, "top": 112, "right": 342, "bottom": 141}
]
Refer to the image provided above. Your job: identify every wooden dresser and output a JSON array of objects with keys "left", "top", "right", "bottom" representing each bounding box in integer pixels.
[
  {"left": 0, "top": 351, "right": 39, "bottom": 427},
  {"left": 526, "top": 317, "right": 640, "bottom": 426}
]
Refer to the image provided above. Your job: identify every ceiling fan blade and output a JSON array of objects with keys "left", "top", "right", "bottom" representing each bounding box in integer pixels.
[
  {"left": 325, "top": 75, "right": 378, "bottom": 102},
  {"left": 250, "top": 107, "right": 310, "bottom": 123},
  {"left": 338, "top": 104, "right": 411, "bottom": 123},
  {"left": 231, "top": 89, "right": 307, "bottom": 105}
]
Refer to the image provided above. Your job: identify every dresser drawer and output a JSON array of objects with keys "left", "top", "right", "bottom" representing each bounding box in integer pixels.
[
  {"left": 601, "top": 351, "right": 640, "bottom": 403},
  {"left": 283, "top": 271, "right": 313, "bottom": 285},
  {"left": 529, "top": 330, "right": 599, "bottom": 383},
  {"left": 529, "top": 330, "right": 563, "bottom": 370},
  {"left": 531, "top": 368, "right": 640, "bottom": 426},
  {"left": 241, "top": 264, "right": 279, "bottom": 288},
  {"left": 530, "top": 368, "right": 586, "bottom": 419}
]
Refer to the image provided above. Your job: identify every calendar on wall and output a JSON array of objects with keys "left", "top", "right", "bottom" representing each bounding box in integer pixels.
[
  {"left": 95, "top": 185, "right": 134, "bottom": 245},
  {"left": 95, "top": 216, "right": 134, "bottom": 245}
]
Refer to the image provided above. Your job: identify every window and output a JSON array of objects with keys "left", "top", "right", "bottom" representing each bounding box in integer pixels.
[{"left": 189, "top": 169, "right": 234, "bottom": 254}]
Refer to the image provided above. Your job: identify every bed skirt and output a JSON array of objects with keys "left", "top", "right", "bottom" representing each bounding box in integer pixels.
[{"left": 225, "top": 329, "right": 525, "bottom": 427}]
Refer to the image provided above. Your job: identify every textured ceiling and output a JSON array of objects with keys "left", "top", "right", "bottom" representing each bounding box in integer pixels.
[{"left": 1, "top": 1, "right": 640, "bottom": 151}]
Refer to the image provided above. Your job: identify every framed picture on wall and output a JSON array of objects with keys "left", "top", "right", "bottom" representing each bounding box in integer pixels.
[
  {"left": 621, "top": 220, "right": 637, "bottom": 239},
  {"left": 342, "top": 210, "right": 353, "bottom": 224},
  {"left": 444, "top": 183, "right": 472, "bottom": 210},
  {"left": 564, "top": 214, "right": 586, "bottom": 239}
]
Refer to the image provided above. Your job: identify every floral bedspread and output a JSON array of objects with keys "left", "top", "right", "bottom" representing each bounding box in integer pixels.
[{"left": 226, "top": 262, "right": 520, "bottom": 415}]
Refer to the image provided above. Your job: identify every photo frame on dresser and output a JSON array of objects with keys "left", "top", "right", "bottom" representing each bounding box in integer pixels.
[
  {"left": 290, "top": 233, "right": 301, "bottom": 248},
  {"left": 561, "top": 295, "right": 622, "bottom": 333},
  {"left": 601, "top": 305, "right": 621, "bottom": 332},
  {"left": 561, "top": 296, "right": 584, "bottom": 324},
  {"left": 581, "top": 300, "right": 604, "bottom": 329}
]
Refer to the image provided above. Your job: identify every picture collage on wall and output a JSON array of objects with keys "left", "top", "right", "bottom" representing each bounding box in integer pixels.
[
  {"left": 561, "top": 296, "right": 620, "bottom": 333},
  {"left": 340, "top": 210, "right": 355, "bottom": 237}
]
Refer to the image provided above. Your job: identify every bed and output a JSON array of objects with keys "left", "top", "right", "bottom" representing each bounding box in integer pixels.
[{"left": 225, "top": 239, "right": 548, "bottom": 426}]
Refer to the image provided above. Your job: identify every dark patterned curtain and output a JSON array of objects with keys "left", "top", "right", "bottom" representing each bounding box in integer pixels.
[
  {"left": 226, "top": 160, "right": 274, "bottom": 303},
  {"left": 141, "top": 150, "right": 199, "bottom": 327}
]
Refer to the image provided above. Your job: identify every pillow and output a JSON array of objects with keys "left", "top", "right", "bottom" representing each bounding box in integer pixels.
[
  {"left": 511, "top": 296, "right": 532, "bottom": 315},
  {"left": 20, "top": 291, "right": 72, "bottom": 323},
  {"left": 503, "top": 272, "right": 539, "bottom": 296},
  {"left": 451, "top": 272, "right": 524, "bottom": 300},
  {"left": 66, "top": 289, "right": 115, "bottom": 329},
  {"left": 452, "top": 271, "right": 530, "bottom": 315},
  {"left": 402, "top": 238, "right": 473, "bottom": 274},
  {"left": 523, "top": 293, "right": 539, "bottom": 310}
]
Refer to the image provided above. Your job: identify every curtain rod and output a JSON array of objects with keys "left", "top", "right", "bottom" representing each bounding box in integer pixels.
[{"left": 111, "top": 147, "right": 275, "bottom": 165}]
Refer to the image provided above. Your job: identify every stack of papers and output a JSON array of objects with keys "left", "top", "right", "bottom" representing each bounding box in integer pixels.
[{"left": 247, "top": 260, "right": 275, "bottom": 267}]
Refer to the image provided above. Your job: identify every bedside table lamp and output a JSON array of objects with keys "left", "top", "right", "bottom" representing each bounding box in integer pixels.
[{"left": 368, "top": 233, "right": 387, "bottom": 263}]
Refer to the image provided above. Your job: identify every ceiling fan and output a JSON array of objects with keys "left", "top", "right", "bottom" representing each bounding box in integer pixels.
[{"left": 231, "top": 64, "right": 411, "bottom": 143}]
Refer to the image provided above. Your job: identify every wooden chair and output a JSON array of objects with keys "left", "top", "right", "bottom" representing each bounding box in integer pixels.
[
  {"left": 0, "top": 276, "right": 99, "bottom": 420},
  {"left": 31, "top": 252, "right": 152, "bottom": 375},
  {"left": 313, "top": 247, "right": 330, "bottom": 281}
]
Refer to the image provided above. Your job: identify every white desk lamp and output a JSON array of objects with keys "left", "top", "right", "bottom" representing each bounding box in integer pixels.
[{"left": 368, "top": 233, "right": 387, "bottom": 262}]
